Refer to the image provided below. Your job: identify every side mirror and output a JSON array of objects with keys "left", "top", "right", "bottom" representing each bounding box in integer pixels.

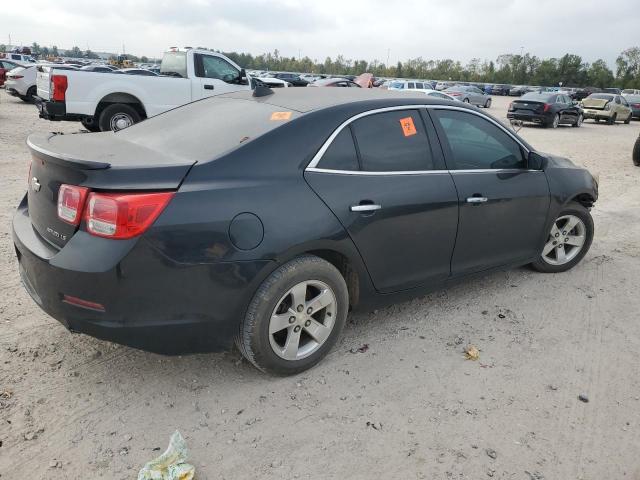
[{"left": 528, "top": 151, "right": 547, "bottom": 170}]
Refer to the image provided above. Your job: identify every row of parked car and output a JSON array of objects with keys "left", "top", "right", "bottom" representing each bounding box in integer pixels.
[{"left": 507, "top": 90, "right": 640, "bottom": 128}]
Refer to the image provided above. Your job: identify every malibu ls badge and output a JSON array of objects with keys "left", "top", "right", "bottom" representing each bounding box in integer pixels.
[{"left": 31, "top": 177, "right": 41, "bottom": 192}]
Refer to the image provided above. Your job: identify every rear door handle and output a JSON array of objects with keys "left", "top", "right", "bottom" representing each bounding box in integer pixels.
[
  {"left": 350, "top": 204, "right": 382, "bottom": 212},
  {"left": 204, "top": 84, "right": 214, "bottom": 90},
  {"left": 466, "top": 196, "right": 488, "bottom": 204}
]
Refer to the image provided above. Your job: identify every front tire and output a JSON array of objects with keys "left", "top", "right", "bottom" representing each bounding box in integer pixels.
[
  {"left": 607, "top": 113, "right": 617, "bottom": 125},
  {"left": 530, "top": 202, "right": 594, "bottom": 273},
  {"left": 236, "top": 255, "right": 349, "bottom": 375},
  {"left": 572, "top": 114, "right": 583, "bottom": 127},
  {"left": 98, "top": 103, "right": 142, "bottom": 132},
  {"left": 484, "top": 98, "right": 492, "bottom": 108},
  {"left": 624, "top": 113, "right": 631, "bottom": 124}
]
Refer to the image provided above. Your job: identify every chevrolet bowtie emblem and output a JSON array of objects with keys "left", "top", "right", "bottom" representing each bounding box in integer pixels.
[{"left": 31, "top": 177, "right": 41, "bottom": 192}]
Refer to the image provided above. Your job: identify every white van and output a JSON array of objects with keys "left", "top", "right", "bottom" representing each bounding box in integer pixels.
[{"left": 387, "top": 80, "right": 432, "bottom": 91}]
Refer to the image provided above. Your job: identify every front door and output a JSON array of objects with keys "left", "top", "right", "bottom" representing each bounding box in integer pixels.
[
  {"left": 305, "top": 109, "right": 459, "bottom": 293},
  {"left": 191, "top": 53, "right": 244, "bottom": 101},
  {"left": 430, "top": 108, "right": 550, "bottom": 275}
]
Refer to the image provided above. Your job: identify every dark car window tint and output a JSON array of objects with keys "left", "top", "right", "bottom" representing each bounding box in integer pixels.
[
  {"left": 317, "top": 127, "right": 359, "bottom": 171},
  {"left": 351, "top": 110, "right": 434, "bottom": 172},
  {"left": 434, "top": 110, "right": 525, "bottom": 170}
]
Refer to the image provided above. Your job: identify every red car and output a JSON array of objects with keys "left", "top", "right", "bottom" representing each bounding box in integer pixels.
[{"left": 0, "top": 60, "right": 20, "bottom": 86}]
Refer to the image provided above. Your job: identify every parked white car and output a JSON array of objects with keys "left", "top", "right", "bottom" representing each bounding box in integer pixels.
[
  {"left": 35, "top": 49, "right": 281, "bottom": 132},
  {"left": 387, "top": 80, "right": 433, "bottom": 91},
  {"left": 5, "top": 63, "right": 77, "bottom": 102},
  {"left": 1, "top": 52, "right": 36, "bottom": 65}
]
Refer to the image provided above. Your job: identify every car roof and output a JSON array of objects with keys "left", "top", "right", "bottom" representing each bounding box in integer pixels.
[{"left": 220, "top": 88, "right": 454, "bottom": 113}]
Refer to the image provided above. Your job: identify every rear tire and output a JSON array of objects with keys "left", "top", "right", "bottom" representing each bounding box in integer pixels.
[
  {"left": 547, "top": 114, "right": 560, "bottom": 129},
  {"left": 21, "top": 86, "right": 36, "bottom": 103},
  {"left": 633, "top": 135, "right": 640, "bottom": 166},
  {"left": 530, "top": 202, "right": 594, "bottom": 273},
  {"left": 98, "top": 103, "right": 142, "bottom": 132},
  {"left": 236, "top": 255, "right": 349, "bottom": 375},
  {"left": 484, "top": 98, "right": 492, "bottom": 108},
  {"left": 463, "top": 98, "right": 470, "bottom": 104},
  {"left": 81, "top": 118, "right": 101, "bottom": 132}
]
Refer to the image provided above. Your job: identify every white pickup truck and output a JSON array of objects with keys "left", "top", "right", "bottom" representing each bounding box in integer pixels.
[{"left": 35, "top": 49, "right": 285, "bottom": 132}]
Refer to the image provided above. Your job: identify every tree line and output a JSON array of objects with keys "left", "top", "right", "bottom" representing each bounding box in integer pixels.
[{"left": 2, "top": 42, "right": 639, "bottom": 88}]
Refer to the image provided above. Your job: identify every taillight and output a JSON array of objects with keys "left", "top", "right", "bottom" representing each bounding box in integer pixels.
[
  {"left": 10, "top": 75, "right": 24, "bottom": 79},
  {"left": 51, "top": 74, "right": 68, "bottom": 102},
  {"left": 57, "top": 184, "right": 89, "bottom": 225},
  {"left": 543, "top": 104, "right": 551, "bottom": 112},
  {"left": 633, "top": 104, "right": 640, "bottom": 108},
  {"left": 85, "top": 192, "right": 174, "bottom": 239}
]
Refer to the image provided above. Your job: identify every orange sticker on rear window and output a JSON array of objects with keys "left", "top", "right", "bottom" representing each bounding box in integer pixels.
[
  {"left": 399, "top": 117, "right": 417, "bottom": 137},
  {"left": 270, "top": 111, "right": 292, "bottom": 121}
]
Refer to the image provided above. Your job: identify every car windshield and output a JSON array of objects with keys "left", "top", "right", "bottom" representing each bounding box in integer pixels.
[
  {"left": 588, "top": 94, "right": 614, "bottom": 100},
  {"left": 160, "top": 51, "right": 187, "bottom": 78},
  {"left": 520, "top": 93, "right": 553, "bottom": 101}
]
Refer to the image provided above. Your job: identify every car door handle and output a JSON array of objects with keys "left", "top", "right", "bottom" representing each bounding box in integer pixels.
[
  {"left": 466, "top": 196, "right": 488, "bottom": 204},
  {"left": 204, "top": 84, "right": 214, "bottom": 90},
  {"left": 350, "top": 204, "right": 382, "bottom": 212}
]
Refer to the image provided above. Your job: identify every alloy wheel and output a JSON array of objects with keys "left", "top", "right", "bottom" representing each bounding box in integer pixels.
[
  {"left": 541, "top": 215, "right": 587, "bottom": 265},
  {"left": 552, "top": 114, "right": 560, "bottom": 128},
  {"left": 576, "top": 114, "right": 583, "bottom": 127},
  {"left": 268, "top": 280, "right": 337, "bottom": 361}
]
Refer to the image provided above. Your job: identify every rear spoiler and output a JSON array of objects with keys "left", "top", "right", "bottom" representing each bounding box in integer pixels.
[{"left": 27, "top": 133, "right": 110, "bottom": 170}]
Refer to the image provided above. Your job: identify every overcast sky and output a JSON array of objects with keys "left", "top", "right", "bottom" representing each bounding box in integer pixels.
[{"left": 3, "top": 0, "right": 638, "bottom": 67}]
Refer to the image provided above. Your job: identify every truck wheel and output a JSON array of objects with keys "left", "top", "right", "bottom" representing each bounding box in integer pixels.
[
  {"left": 81, "top": 118, "right": 101, "bottom": 133},
  {"left": 236, "top": 255, "right": 349, "bottom": 375},
  {"left": 633, "top": 135, "right": 640, "bottom": 166},
  {"left": 98, "top": 104, "right": 141, "bottom": 132}
]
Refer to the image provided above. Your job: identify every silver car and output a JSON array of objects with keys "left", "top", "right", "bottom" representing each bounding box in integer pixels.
[{"left": 444, "top": 85, "right": 492, "bottom": 108}]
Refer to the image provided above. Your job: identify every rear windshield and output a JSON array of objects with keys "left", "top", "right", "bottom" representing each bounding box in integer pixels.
[
  {"left": 160, "top": 51, "right": 187, "bottom": 78},
  {"left": 520, "top": 93, "right": 553, "bottom": 101},
  {"left": 116, "top": 96, "right": 300, "bottom": 162},
  {"left": 588, "top": 94, "right": 614, "bottom": 100}
]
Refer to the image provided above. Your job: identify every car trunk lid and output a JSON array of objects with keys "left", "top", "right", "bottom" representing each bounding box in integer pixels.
[
  {"left": 582, "top": 98, "right": 610, "bottom": 110},
  {"left": 27, "top": 131, "right": 195, "bottom": 248},
  {"left": 511, "top": 99, "right": 546, "bottom": 114}
]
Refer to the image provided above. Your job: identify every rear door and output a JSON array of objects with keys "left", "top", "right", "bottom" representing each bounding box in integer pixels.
[
  {"left": 430, "top": 108, "right": 550, "bottom": 275},
  {"left": 305, "top": 108, "right": 459, "bottom": 293},
  {"left": 191, "top": 53, "right": 243, "bottom": 100}
]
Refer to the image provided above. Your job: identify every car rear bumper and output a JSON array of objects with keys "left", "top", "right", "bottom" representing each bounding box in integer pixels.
[
  {"left": 507, "top": 112, "right": 548, "bottom": 124},
  {"left": 34, "top": 96, "right": 83, "bottom": 121},
  {"left": 13, "top": 195, "right": 272, "bottom": 354},
  {"left": 583, "top": 109, "right": 612, "bottom": 119}
]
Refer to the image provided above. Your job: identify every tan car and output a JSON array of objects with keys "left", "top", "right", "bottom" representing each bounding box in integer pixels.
[{"left": 582, "top": 93, "right": 632, "bottom": 124}]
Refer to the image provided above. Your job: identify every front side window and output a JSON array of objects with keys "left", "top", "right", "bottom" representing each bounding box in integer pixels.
[
  {"left": 351, "top": 110, "right": 434, "bottom": 171},
  {"left": 317, "top": 128, "right": 359, "bottom": 171},
  {"left": 197, "top": 55, "right": 239, "bottom": 81},
  {"left": 434, "top": 110, "right": 525, "bottom": 170}
]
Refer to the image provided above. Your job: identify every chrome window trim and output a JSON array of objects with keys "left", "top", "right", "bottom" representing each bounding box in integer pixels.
[
  {"left": 306, "top": 167, "right": 543, "bottom": 176},
  {"left": 305, "top": 104, "right": 531, "bottom": 172}
]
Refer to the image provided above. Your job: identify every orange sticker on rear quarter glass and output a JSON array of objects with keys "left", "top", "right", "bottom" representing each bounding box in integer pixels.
[
  {"left": 399, "top": 117, "right": 417, "bottom": 137},
  {"left": 270, "top": 111, "right": 292, "bottom": 121}
]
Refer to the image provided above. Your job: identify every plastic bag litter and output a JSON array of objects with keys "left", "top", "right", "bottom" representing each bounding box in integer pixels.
[{"left": 137, "top": 431, "right": 195, "bottom": 480}]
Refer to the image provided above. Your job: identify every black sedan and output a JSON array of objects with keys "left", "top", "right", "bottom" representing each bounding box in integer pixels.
[
  {"left": 13, "top": 89, "right": 598, "bottom": 375},
  {"left": 508, "top": 92, "right": 583, "bottom": 128},
  {"left": 269, "top": 72, "right": 309, "bottom": 87}
]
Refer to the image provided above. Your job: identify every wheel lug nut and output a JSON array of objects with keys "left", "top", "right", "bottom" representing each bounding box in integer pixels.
[
  {"left": 562, "top": 231, "right": 567, "bottom": 235},
  {"left": 305, "top": 320, "right": 311, "bottom": 327},
  {"left": 552, "top": 241, "right": 557, "bottom": 245},
  {"left": 294, "top": 326, "right": 301, "bottom": 332},
  {"left": 296, "top": 305, "right": 303, "bottom": 312},
  {"left": 289, "top": 316, "right": 296, "bottom": 324},
  {"left": 306, "top": 307, "right": 313, "bottom": 314}
]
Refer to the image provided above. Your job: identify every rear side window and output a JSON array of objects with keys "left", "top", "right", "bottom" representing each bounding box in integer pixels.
[
  {"left": 351, "top": 110, "right": 434, "bottom": 171},
  {"left": 317, "top": 128, "right": 359, "bottom": 171},
  {"left": 434, "top": 110, "right": 525, "bottom": 170}
]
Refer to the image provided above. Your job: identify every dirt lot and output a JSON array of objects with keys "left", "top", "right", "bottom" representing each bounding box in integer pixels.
[{"left": 1, "top": 89, "right": 640, "bottom": 479}]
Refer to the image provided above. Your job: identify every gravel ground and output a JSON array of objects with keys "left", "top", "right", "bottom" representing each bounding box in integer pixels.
[{"left": 1, "top": 89, "right": 640, "bottom": 479}]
